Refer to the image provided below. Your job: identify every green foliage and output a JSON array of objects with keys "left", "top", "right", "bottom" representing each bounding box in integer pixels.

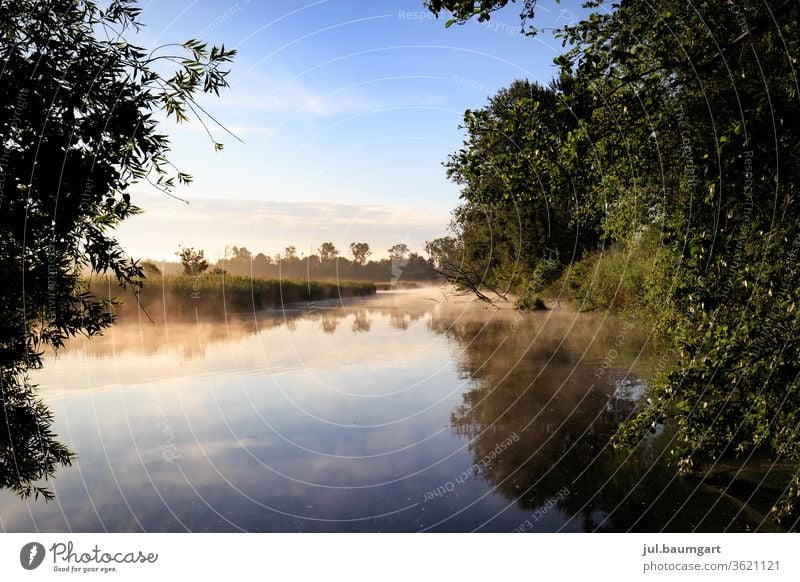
[
  {"left": 424, "top": 236, "right": 458, "bottom": 270},
  {"left": 441, "top": 78, "right": 601, "bottom": 298},
  {"left": 0, "top": 371, "right": 73, "bottom": 500},
  {"left": 176, "top": 246, "right": 210, "bottom": 275},
  {"left": 432, "top": 0, "right": 800, "bottom": 522},
  {"left": 555, "top": 229, "right": 666, "bottom": 314},
  {"left": 101, "top": 274, "right": 376, "bottom": 318},
  {"left": 0, "top": 0, "right": 235, "bottom": 498},
  {"left": 426, "top": 0, "right": 538, "bottom": 29}
]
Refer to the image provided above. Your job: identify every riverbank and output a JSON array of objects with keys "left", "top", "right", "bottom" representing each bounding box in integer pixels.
[{"left": 91, "top": 274, "right": 376, "bottom": 319}]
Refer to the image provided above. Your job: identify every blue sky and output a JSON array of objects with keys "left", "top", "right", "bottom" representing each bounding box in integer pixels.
[{"left": 118, "top": 0, "right": 587, "bottom": 261}]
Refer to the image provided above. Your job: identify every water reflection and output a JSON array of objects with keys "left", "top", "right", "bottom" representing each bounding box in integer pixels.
[
  {"left": 351, "top": 310, "right": 370, "bottom": 333},
  {"left": 0, "top": 289, "right": 786, "bottom": 531},
  {"left": 0, "top": 373, "right": 73, "bottom": 500},
  {"left": 429, "top": 306, "right": 785, "bottom": 532},
  {"left": 439, "top": 309, "right": 648, "bottom": 522}
]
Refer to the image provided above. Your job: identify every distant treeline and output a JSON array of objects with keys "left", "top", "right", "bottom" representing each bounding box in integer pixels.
[{"left": 143, "top": 241, "right": 444, "bottom": 284}]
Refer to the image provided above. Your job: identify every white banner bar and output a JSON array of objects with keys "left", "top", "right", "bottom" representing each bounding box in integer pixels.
[{"left": 0, "top": 533, "right": 797, "bottom": 581}]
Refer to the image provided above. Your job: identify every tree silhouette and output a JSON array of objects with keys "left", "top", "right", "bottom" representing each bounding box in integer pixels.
[
  {"left": 318, "top": 242, "right": 339, "bottom": 263},
  {"left": 388, "top": 243, "right": 409, "bottom": 260},
  {"left": 0, "top": 0, "right": 235, "bottom": 499},
  {"left": 176, "top": 247, "right": 210, "bottom": 275},
  {"left": 349, "top": 242, "right": 371, "bottom": 265}
]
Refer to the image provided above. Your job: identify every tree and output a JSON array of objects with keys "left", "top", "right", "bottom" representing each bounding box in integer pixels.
[
  {"left": 0, "top": 0, "right": 235, "bottom": 498},
  {"left": 228, "top": 246, "right": 252, "bottom": 263},
  {"left": 425, "top": 0, "right": 537, "bottom": 27},
  {"left": 430, "top": 0, "right": 800, "bottom": 522},
  {"left": 402, "top": 252, "right": 435, "bottom": 280},
  {"left": 283, "top": 246, "right": 298, "bottom": 261},
  {"left": 350, "top": 242, "right": 371, "bottom": 265},
  {"left": 441, "top": 77, "right": 599, "bottom": 297},
  {"left": 176, "top": 247, "right": 209, "bottom": 275},
  {"left": 223, "top": 245, "right": 253, "bottom": 275},
  {"left": 425, "top": 237, "right": 457, "bottom": 269},
  {"left": 252, "top": 252, "right": 271, "bottom": 277},
  {"left": 318, "top": 242, "right": 339, "bottom": 263},
  {"left": 141, "top": 261, "right": 162, "bottom": 279},
  {"left": 387, "top": 243, "right": 410, "bottom": 261}
]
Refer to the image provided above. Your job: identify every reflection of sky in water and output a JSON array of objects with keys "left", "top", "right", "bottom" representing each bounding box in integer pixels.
[{"left": 0, "top": 292, "right": 777, "bottom": 532}]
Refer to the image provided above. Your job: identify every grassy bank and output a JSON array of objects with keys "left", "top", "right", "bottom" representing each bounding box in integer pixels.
[
  {"left": 93, "top": 274, "right": 376, "bottom": 319},
  {"left": 513, "top": 229, "right": 671, "bottom": 318}
]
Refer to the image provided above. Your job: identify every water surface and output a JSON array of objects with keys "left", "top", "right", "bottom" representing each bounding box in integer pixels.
[{"left": 0, "top": 289, "right": 782, "bottom": 532}]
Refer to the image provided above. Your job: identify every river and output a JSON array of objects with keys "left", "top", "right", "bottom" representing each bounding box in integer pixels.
[{"left": 0, "top": 288, "right": 781, "bottom": 532}]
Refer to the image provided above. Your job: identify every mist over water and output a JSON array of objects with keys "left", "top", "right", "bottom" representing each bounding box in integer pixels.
[{"left": 0, "top": 288, "right": 783, "bottom": 532}]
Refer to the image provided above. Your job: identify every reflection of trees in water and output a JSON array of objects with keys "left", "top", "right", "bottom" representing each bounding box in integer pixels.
[
  {"left": 389, "top": 312, "right": 409, "bottom": 331},
  {"left": 439, "top": 313, "right": 636, "bottom": 523},
  {"left": 56, "top": 317, "right": 264, "bottom": 360},
  {"left": 351, "top": 310, "right": 370, "bottom": 333},
  {"left": 0, "top": 370, "right": 73, "bottom": 500},
  {"left": 54, "top": 302, "right": 435, "bottom": 360},
  {"left": 388, "top": 310, "right": 425, "bottom": 331},
  {"left": 310, "top": 303, "right": 426, "bottom": 334},
  {"left": 320, "top": 313, "right": 339, "bottom": 334},
  {"left": 430, "top": 310, "right": 781, "bottom": 531},
  {"left": 1, "top": 301, "right": 428, "bottom": 499}
]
